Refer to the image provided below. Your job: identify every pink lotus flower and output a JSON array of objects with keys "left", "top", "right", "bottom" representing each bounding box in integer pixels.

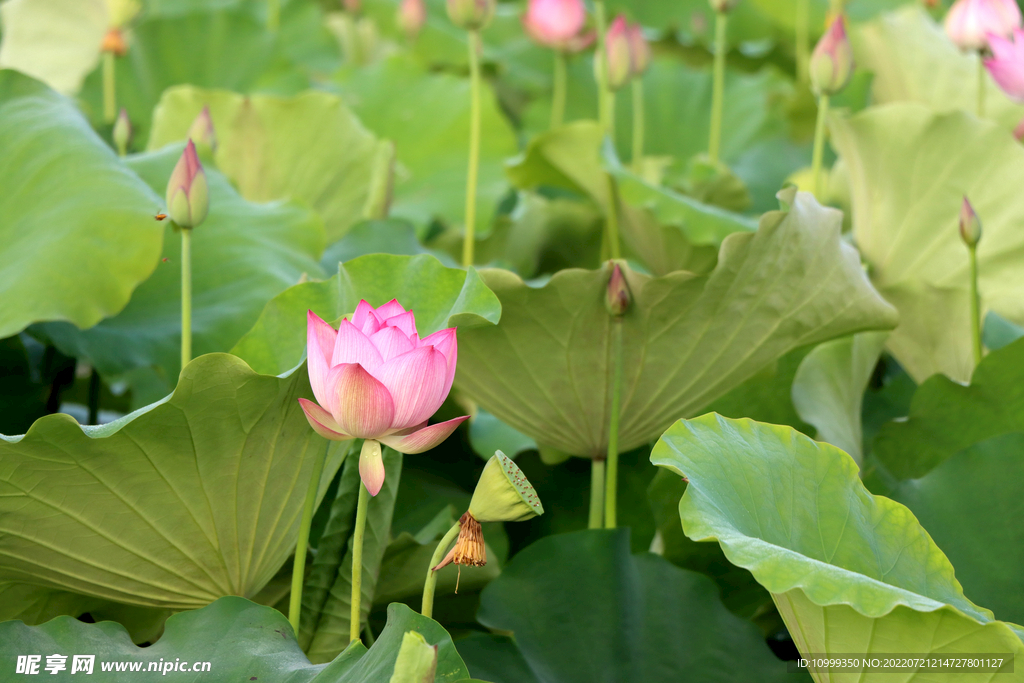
[
  {"left": 523, "top": 0, "right": 587, "bottom": 50},
  {"left": 985, "top": 28, "right": 1024, "bottom": 99},
  {"left": 299, "top": 301, "right": 468, "bottom": 496},
  {"left": 945, "top": 0, "right": 1021, "bottom": 51}
]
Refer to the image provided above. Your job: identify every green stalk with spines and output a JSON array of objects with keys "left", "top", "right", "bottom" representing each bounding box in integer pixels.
[
  {"left": 289, "top": 441, "right": 330, "bottom": 634},
  {"left": 708, "top": 12, "right": 728, "bottom": 164},
  {"left": 551, "top": 50, "right": 568, "bottom": 129},
  {"left": 588, "top": 458, "right": 606, "bottom": 529},
  {"left": 180, "top": 228, "right": 192, "bottom": 369},
  {"left": 796, "top": 0, "right": 810, "bottom": 85},
  {"left": 810, "top": 94, "right": 830, "bottom": 198},
  {"left": 631, "top": 79, "right": 645, "bottom": 172},
  {"left": 102, "top": 52, "right": 116, "bottom": 124},
  {"left": 421, "top": 521, "right": 461, "bottom": 618},
  {"left": 969, "top": 244, "right": 983, "bottom": 366},
  {"left": 462, "top": 30, "right": 483, "bottom": 267},
  {"left": 604, "top": 321, "right": 624, "bottom": 528},
  {"left": 349, "top": 477, "right": 370, "bottom": 642}
]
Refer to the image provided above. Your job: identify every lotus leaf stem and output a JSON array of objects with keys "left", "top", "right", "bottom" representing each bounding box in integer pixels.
[
  {"left": 604, "top": 321, "right": 624, "bottom": 528},
  {"left": 978, "top": 56, "right": 986, "bottom": 118},
  {"left": 462, "top": 29, "right": 483, "bottom": 267},
  {"left": 811, "top": 94, "right": 830, "bottom": 199},
  {"left": 969, "top": 244, "right": 983, "bottom": 366},
  {"left": 796, "top": 0, "right": 809, "bottom": 85},
  {"left": 288, "top": 440, "right": 330, "bottom": 635},
  {"left": 631, "top": 79, "right": 645, "bottom": 173},
  {"left": 588, "top": 458, "right": 606, "bottom": 529},
  {"left": 708, "top": 12, "right": 728, "bottom": 164},
  {"left": 595, "top": 1, "right": 611, "bottom": 133},
  {"left": 552, "top": 51, "right": 568, "bottom": 129},
  {"left": 180, "top": 228, "right": 192, "bottom": 369},
  {"left": 103, "top": 52, "right": 116, "bottom": 125}
]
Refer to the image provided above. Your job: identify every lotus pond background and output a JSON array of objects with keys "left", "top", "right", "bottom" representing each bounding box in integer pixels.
[{"left": 2, "top": 0, "right": 1024, "bottom": 680}]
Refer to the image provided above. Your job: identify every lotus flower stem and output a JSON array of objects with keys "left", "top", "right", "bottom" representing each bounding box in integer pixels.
[
  {"left": 462, "top": 29, "right": 483, "bottom": 267},
  {"left": 978, "top": 56, "right": 987, "bottom": 117},
  {"left": 595, "top": 1, "right": 612, "bottom": 132},
  {"left": 588, "top": 458, "right": 606, "bottom": 528},
  {"left": 180, "top": 229, "right": 192, "bottom": 368},
  {"left": 810, "top": 94, "right": 830, "bottom": 198},
  {"left": 969, "top": 244, "right": 983, "bottom": 365},
  {"left": 708, "top": 12, "right": 728, "bottom": 164},
  {"left": 87, "top": 369, "right": 101, "bottom": 426},
  {"left": 604, "top": 322, "right": 624, "bottom": 528},
  {"left": 102, "top": 52, "right": 116, "bottom": 124},
  {"left": 796, "top": 0, "right": 810, "bottom": 84},
  {"left": 268, "top": 0, "right": 280, "bottom": 31},
  {"left": 631, "top": 80, "right": 645, "bottom": 172},
  {"left": 350, "top": 457, "right": 373, "bottom": 643},
  {"left": 288, "top": 440, "right": 330, "bottom": 634},
  {"left": 551, "top": 51, "right": 568, "bottom": 129},
  {"left": 421, "top": 521, "right": 461, "bottom": 618}
]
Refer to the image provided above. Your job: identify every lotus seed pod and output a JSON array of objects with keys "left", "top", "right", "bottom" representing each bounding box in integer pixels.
[
  {"left": 433, "top": 511, "right": 487, "bottom": 569},
  {"left": 100, "top": 28, "right": 128, "bottom": 56},
  {"left": 389, "top": 631, "right": 438, "bottom": 683},
  {"left": 959, "top": 196, "right": 982, "bottom": 247},
  {"left": 468, "top": 451, "right": 544, "bottom": 523}
]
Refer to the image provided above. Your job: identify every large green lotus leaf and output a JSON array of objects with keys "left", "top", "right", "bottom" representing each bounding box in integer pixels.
[
  {"left": 0, "top": 596, "right": 472, "bottom": 682},
  {"left": 652, "top": 414, "right": 1024, "bottom": 681},
  {"left": 231, "top": 253, "right": 501, "bottom": 376},
  {"left": 854, "top": 7, "right": 1024, "bottom": 131},
  {"left": 38, "top": 144, "right": 325, "bottom": 394},
  {"left": 455, "top": 190, "right": 897, "bottom": 457},
  {"left": 873, "top": 337, "right": 1024, "bottom": 480},
  {"left": 148, "top": 86, "right": 387, "bottom": 242},
  {"left": 331, "top": 56, "right": 518, "bottom": 237},
  {"left": 791, "top": 331, "right": 888, "bottom": 465},
  {"left": 0, "top": 354, "right": 347, "bottom": 611},
  {"left": 304, "top": 449, "right": 402, "bottom": 663},
  {"left": 831, "top": 104, "right": 1024, "bottom": 383},
  {"left": 891, "top": 433, "right": 1024, "bottom": 626},
  {"left": 467, "top": 529, "right": 792, "bottom": 683},
  {"left": 0, "top": 0, "right": 107, "bottom": 95},
  {"left": 0, "top": 71, "right": 163, "bottom": 340}
]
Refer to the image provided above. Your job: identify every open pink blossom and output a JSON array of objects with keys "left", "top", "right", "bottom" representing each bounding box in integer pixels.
[
  {"left": 523, "top": 0, "right": 587, "bottom": 50},
  {"left": 985, "top": 28, "right": 1024, "bottom": 100},
  {"left": 945, "top": 0, "right": 1021, "bottom": 51},
  {"left": 299, "top": 300, "right": 468, "bottom": 495}
]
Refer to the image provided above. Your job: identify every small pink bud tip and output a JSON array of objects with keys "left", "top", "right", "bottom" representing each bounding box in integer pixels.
[
  {"left": 626, "top": 22, "right": 651, "bottom": 77},
  {"left": 522, "top": 0, "right": 587, "bottom": 50},
  {"left": 984, "top": 29, "right": 1024, "bottom": 101},
  {"left": 603, "top": 15, "right": 633, "bottom": 91},
  {"left": 606, "top": 262, "right": 631, "bottom": 316},
  {"left": 945, "top": 0, "right": 1022, "bottom": 51},
  {"left": 187, "top": 105, "right": 217, "bottom": 154},
  {"left": 165, "top": 140, "right": 209, "bottom": 229},
  {"left": 397, "top": 0, "right": 427, "bottom": 40},
  {"left": 447, "top": 0, "right": 496, "bottom": 30},
  {"left": 810, "top": 15, "right": 854, "bottom": 96},
  {"left": 959, "top": 196, "right": 982, "bottom": 247}
]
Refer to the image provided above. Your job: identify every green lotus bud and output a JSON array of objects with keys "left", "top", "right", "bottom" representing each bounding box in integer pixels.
[
  {"left": 708, "top": 0, "right": 739, "bottom": 14},
  {"left": 112, "top": 108, "right": 131, "bottom": 157},
  {"left": 959, "top": 196, "right": 982, "bottom": 247},
  {"left": 446, "top": 0, "right": 496, "bottom": 30},
  {"left": 809, "top": 15, "right": 854, "bottom": 96},
  {"left": 186, "top": 105, "right": 217, "bottom": 155},
  {"left": 468, "top": 451, "right": 544, "bottom": 523},
  {"left": 606, "top": 262, "right": 631, "bottom": 316},
  {"left": 389, "top": 631, "right": 438, "bottom": 683},
  {"left": 166, "top": 140, "right": 209, "bottom": 229}
]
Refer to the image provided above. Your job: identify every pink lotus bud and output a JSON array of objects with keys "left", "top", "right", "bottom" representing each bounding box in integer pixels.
[
  {"left": 709, "top": 0, "right": 739, "bottom": 14},
  {"left": 810, "top": 15, "right": 854, "bottom": 96},
  {"left": 945, "top": 0, "right": 1021, "bottom": 51},
  {"left": 299, "top": 302, "right": 469, "bottom": 495},
  {"left": 447, "top": 0, "right": 496, "bottom": 30},
  {"left": 112, "top": 107, "right": 131, "bottom": 156},
  {"left": 186, "top": 105, "right": 217, "bottom": 154},
  {"left": 606, "top": 262, "right": 631, "bottom": 316},
  {"left": 626, "top": 22, "right": 651, "bottom": 77},
  {"left": 985, "top": 28, "right": 1024, "bottom": 100},
  {"left": 397, "top": 0, "right": 427, "bottom": 40},
  {"left": 344, "top": 0, "right": 362, "bottom": 13},
  {"left": 165, "top": 140, "right": 209, "bottom": 229},
  {"left": 603, "top": 15, "right": 633, "bottom": 91},
  {"left": 959, "top": 196, "right": 982, "bottom": 247},
  {"left": 522, "top": 0, "right": 587, "bottom": 50}
]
